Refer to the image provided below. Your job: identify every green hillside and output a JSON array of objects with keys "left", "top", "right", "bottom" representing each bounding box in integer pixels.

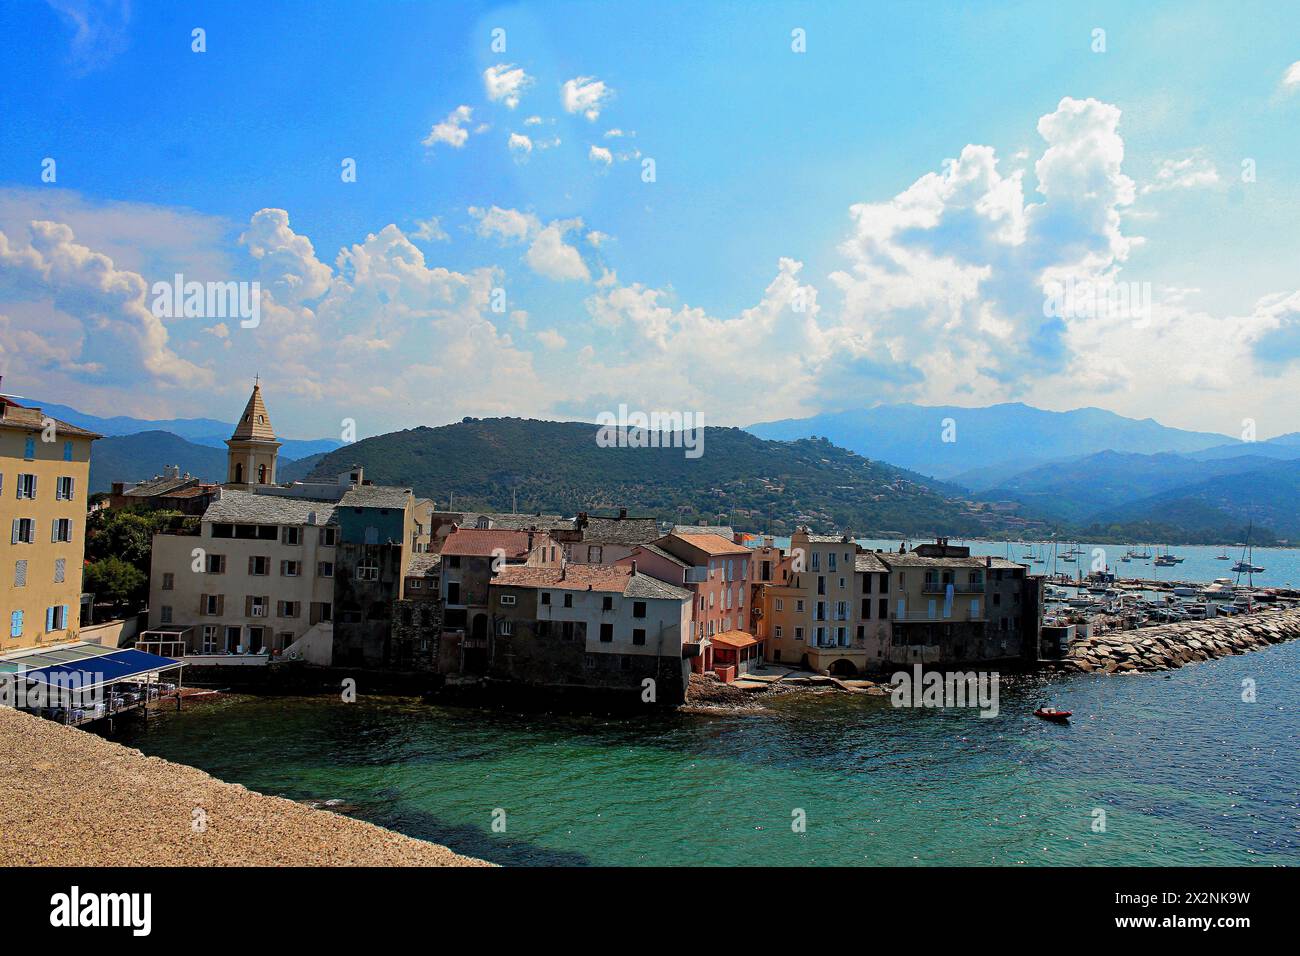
[{"left": 304, "top": 417, "right": 1041, "bottom": 537}]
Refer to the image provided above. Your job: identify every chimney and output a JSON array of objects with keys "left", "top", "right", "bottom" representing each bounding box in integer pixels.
[
  {"left": 619, "top": 507, "right": 627, "bottom": 519},
  {"left": 630, "top": 560, "right": 637, "bottom": 576},
  {"left": 985, "top": 555, "right": 992, "bottom": 569}
]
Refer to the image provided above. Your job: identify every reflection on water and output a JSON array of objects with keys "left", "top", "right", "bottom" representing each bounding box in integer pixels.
[{"left": 112, "top": 641, "right": 1300, "bottom": 866}]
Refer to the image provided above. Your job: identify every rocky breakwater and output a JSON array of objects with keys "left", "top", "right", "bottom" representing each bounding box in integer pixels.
[{"left": 1060, "top": 607, "right": 1300, "bottom": 674}]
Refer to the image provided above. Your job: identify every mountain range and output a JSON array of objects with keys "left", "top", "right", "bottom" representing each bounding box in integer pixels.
[
  {"left": 30, "top": 400, "right": 343, "bottom": 462},
  {"left": 37, "top": 397, "right": 1297, "bottom": 543},
  {"left": 747, "top": 402, "right": 1236, "bottom": 480}
]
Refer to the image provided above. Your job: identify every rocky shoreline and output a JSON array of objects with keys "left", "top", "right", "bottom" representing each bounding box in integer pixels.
[{"left": 1053, "top": 607, "right": 1300, "bottom": 674}]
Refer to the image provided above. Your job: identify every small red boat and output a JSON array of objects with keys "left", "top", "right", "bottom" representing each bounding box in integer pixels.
[{"left": 1034, "top": 707, "right": 1072, "bottom": 723}]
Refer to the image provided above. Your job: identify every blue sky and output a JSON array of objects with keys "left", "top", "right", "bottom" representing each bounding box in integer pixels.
[{"left": 1, "top": 0, "right": 1298, "bottom": 441}]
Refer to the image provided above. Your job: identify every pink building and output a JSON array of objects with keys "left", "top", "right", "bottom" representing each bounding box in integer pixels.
[{"left": 618, "top": 531, "right": 756, "bottom": 673}]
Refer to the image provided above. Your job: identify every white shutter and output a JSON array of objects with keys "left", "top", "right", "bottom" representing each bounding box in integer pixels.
[
  {"left": 11, "top": 519, "right": 18, "bottom": 544},
  {"left": 54, "top": 558, "right": 65, "bottom": 584},
  {"left": 15, "top": 560, "right": 27, "bottom": 587}
]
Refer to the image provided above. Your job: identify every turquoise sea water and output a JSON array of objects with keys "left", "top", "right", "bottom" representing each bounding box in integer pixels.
[
  {"left": 769, "top": 538, "right": 1299, "bottom": 589},
  {"left": 114, "top": 641, "right": 1300, "bottom": 866}
]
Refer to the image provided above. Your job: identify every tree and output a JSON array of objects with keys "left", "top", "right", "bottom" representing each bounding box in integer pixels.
[{"left": 83, "top": 557, "right": 148, "bottom": 611}]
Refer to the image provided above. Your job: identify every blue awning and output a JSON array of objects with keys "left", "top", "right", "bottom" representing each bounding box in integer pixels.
[{"left": 18, "top": 648, "right": 183, "bottom": 690}]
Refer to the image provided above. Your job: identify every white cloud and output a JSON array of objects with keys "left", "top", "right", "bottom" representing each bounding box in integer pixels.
[
  {"left": 240, "top": 207, "right": 332, "bottom": 304},
  {"left": 1141, "top": 153, "right": 1220, "bottom": 193},
  {"left": 524, "top": 115, "right": 544, "bottom": 126},
  {"left": 412, "top": 217, "right": 449, "bottom": 242},
  {"left": 483, "top": 63, "right": 534, "bottom": 109},
  {"left": 588, "top": 145, "right": 613, "bottom": 166},
  {"left": 561, "top": 76, "right": 613, "bottom": 121},
  {"left": 508, "top": 132, "right": 533, "bottom": 159},
  {"left": 0, "top": 219, "right": 213, "bottom": 387},
  {"left": 1282, "top": 60, "right": 1300, "bottom": 91},
  {"left": 536, "top": 328, "right": 567, "bottom": 350},
  {"left": 526, "top": 222, "right": 591, "bottom": 282},
  {"left": 422, "top": 105, "right": 475, "bottom": 150},
  {"left": 470, "top": 205, "right": 540, "bottom": 244}
]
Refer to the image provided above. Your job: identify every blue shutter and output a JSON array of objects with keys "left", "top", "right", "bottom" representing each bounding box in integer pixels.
[
  {"left": 62, "top": 605, "right": 70, "bottom": 630},
  {"left": 63, "top": 441, "right": 73, "bottom": 462},
  {"left": 45, "top": 607, "right": 54, "bottom": 632},
  {"left": 10, "top": 611, "right": 22, "bottom": 638},
  {"left": 24, "top": 437, "right": 34, "bottom": 458}
]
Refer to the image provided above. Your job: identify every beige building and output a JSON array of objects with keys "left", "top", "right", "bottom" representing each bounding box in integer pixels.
[
  {"left": 149, "top": 488, "right": 339, "bottom": 657},
  {"left": 1, "top": 398, "right": 99, "bottom": 651},
  {"left": 763, "top": 529, "right": 873, "bottom": 675}
]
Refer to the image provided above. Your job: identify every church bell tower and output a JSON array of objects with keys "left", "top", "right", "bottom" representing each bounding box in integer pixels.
[{"left": 225, "top": 380, "right": 282, "bottom": 488}]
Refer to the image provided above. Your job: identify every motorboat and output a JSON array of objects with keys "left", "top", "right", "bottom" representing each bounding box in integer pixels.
[{"left": 1034, "top": 707, "right": 1072, "bottom": 723}]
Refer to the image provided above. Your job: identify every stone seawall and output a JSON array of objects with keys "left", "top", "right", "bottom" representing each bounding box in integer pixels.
[{"left": 1057, "top": 607, "right": 1300, "bottom": 674}]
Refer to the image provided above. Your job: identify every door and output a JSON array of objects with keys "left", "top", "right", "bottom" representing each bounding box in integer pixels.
[{"left": 225, "top": 626, "right": 241, "bottom": 652}]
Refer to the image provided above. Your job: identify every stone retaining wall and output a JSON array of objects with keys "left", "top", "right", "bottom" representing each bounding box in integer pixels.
[{"left": 1058, "top": 607, "right": 1300, "bottom": 674}]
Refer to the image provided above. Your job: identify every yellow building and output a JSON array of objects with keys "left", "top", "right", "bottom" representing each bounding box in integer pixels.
[{"left": 1, "top": 398, "right": 99, "bottom": 651}]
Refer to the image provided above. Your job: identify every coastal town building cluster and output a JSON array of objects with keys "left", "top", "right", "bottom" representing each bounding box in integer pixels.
[{"left": 2, "top": 385, "right": 1045, "bottom": 705}]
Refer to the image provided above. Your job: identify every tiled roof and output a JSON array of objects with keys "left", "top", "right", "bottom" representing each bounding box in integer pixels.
[
  {"left": 855, "top": 553, "right": 888, "bottom": 573},
  {"left": 711, "top": 630, "right": 759, "bottom": 649},
  {"left": 123, "top": 475, "right": 199, "bottom": 497},
  {"left": 492, "top": 564, "right": 691, "bottom": 601},
  {"left": 624, "top": 573, "right": 691, "bottom": 601},
  {"left": 580, "top": 516, "right": 659, "bottom": 545},
  {"left": 633, "top": 543, "right": 690, "bottom": 568},
  {"left": 482, "top": 512, "right": 572, "bottom": 532},
  {"left": 406, "top": 553, "right": 443, "bottom": 576},
  {"left": 338, "top": 485, "right": 412, "bottom": 510},
  {"left": 670, "top": 532, "right": 750, "bottom": 556},
  {"left": 441, "top": 528, "right": 540, "bottom": 558},
  {"left": 204, "top": 489, "right": 336, "bottom": 526},
  {"left": 672, "top": 524, "right": 735, "bottom": 540},
  {"left": 0, "top": 399, "right": 101, "bottom": 439},
  {"left": 493, "top": 565, "right": 631, "bottom": 593}
]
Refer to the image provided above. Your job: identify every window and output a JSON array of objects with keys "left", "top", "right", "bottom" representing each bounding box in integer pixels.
[
  {"left": 563, "top": 593, "right": 573, "bottom": 608},
  {"left": 317, "top": 561, "right": 334, "bottom": 577},
  {"left": 63, "top": 441, "right": 73, "bottom": 462},
  {"left": 448, "top": 555, "right": 461, "bottom": 568},
  {"left": 632, "top": 628, "right": 646, "bottom": 646},
  {"left": 161, "top": 606, "right": 173, "bottom": 624},
  {"left": 500, "top": 594, "right": 517, "bottom": 606},
  {"left": 356, "top": 563, "right": 379, "bottom": 581},
  {"left": 794, "top": 626, "right": 804, "bottom": 641},
  {"left": 499, "top": 619, "right": 514, "bottom": 636},
  {"left": 587, "top": 545, "right": 603, "bottom": 563},
  {"left": 970, "top": 599, "right": 980, "bottom": 618},
  {"left": 249, "top": 556, "right": 270, "bottom": 575},
  {"left": 878, "top": 598, "right": 888, "bottom": 621},
  {"left": 319, "top": 528, "right": 338, "bottom": 546},
  {"left": 11, "top": 518, "right": 34, "bottom": 544},
  {"left": 247, "top": 595, "right": 268, "bottom": 617},
  {"left": 810, "top": 551, "right": 820, "bottom": 571},
  {"left": 9, "top": 610, "right": 22, "bottom": 638},
  {"left": 862, "top": 598, "right": 871, "bottom": 618},
  {"left": 633, "top": 601, "right": 646, "bottom": 618},
  {"left": 162, "top": 572, "right": 175, "bottom": 591},
  {"left": 602, "top": 595, "right": 613, "bottom": 611},
  {"left": 202, "top": 594, "right": 224, "bottom": 616},
  {"left": 541, "top": 592, "right": 551, "bottom": 605},
  {"left": 277, "top": 601, "right": 301, "bottom": 618},
  {"left": 52, "top": 518, "right": 73, "bottom": 542},
  {"left": 599, "top": 622, "right": 613, "bottom": 643},
  {"left": 56, "top": 476, "right": 75, "bottom": 500},
  {"left": 14, "top": 560, "right": 27, "bottom": 587},
  {"left": 795, "top": 599, "right": 804, "bottom": 613},
  {"left": 774, "top": 625, "right": 783, "bottom": 638},
  {"left": 280, "top": 560, "right": 301, "bottom": 577},
  {"left": 46, "top": 605, "right": 69, "bottom": 631},
  {"left": 24, "top": 437, "right": 35, "bottom": 459},
  {"left": 775, "top": 598, "right": 784, "bottom": 611},
  {"left": 206, "top": 553, "right": 226, "bottom": 574},
  {"left": 828, "top": 552, "right": 837, "bottom": 572},
  {"left": 282, "top": 526, "right": 301, "bottom": 545},
  {"left": 202, "top": 625, "right": 218, "bottom": 653},
  {"left": 16, "top": 474, "right": 36, "bottom": 499}
]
